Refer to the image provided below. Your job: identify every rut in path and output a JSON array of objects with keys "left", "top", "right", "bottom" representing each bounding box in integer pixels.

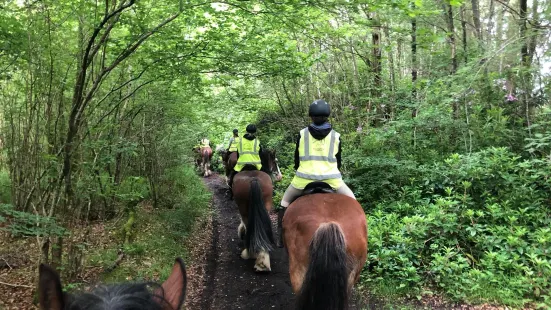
[{"left": 197, "top": 174, "right": 369, "bottom": 310}]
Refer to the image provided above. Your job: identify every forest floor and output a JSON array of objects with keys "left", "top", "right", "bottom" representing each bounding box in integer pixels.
[{"left": 0, "top": 173, "right": 513, "bottom": 309}]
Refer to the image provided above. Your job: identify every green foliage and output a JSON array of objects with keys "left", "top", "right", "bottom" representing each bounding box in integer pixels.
[
  {"left": 364, "top": 148, "right": 551, "bottom": 307},
  {"left": 0, "top": 169, "right": 11, "bottom": 204},
  {"left": 116, "top": 177, "right": 150, "bottom": 203},
  {"left": 0, "top": 204, "right": 66, "bottom": 237},
  {"left": 89, "top": 164, "right": 211, "bottom": 282}
]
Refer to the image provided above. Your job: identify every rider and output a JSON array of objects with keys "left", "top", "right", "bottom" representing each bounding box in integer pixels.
[
  {"left": 277, "top": 99, "right": 356, "bottom": 246},
  {"left": 226, "top": 129, "right": 240, "bottom": 154},
  {"left": 228, "top": 124, "right": 262, "bottom": 193},
  {"left": 192, "top": 137, "right": 210, "bottom": 151},
  {"left": 200, "top": 137, "right": 210, "bottom": 148}
]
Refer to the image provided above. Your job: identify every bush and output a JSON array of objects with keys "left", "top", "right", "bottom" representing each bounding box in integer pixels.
[
  {"left": 0, "top": 204, "right": 66, "bottom": 237},
  {"left": 362, "top": 148, "right": 551, "bottom": 307}
]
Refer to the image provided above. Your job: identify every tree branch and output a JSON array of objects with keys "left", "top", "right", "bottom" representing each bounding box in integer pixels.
[{"left": 0, "top": 281, "right": 33, "bottom": 289}]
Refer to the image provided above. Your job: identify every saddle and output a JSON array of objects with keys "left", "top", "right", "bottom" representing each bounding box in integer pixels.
[
  {"left": 241, "top": 164, "right": 259, "bottom": 172},
  {"left": 300, "top": 181, "right": 336, "bottom": 197}
]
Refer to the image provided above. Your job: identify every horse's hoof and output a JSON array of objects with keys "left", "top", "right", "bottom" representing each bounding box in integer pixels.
[
  {"left": 254, "top": 263, "right": 271, "bottom": 273},
  {"left": 241, "top": 249, "right": 250, "bottom": 260}
]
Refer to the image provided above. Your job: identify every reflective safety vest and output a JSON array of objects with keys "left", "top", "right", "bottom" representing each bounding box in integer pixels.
[
  {"left": 201, "top": 139, "right": 210, "bottom": 148},
  {"left": 291, "top": 128, "right": 343, "bottom": 190},
  {"left": 228, "top": 136, "right": 239, "bottom": 152},
  {"left": 234, "top": 137, "right": 262, "bottom": 172}
]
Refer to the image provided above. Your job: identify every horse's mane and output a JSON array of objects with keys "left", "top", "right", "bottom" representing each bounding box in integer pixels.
[{"left": 65, "top": 282, "right": 169, "bottom": 310}]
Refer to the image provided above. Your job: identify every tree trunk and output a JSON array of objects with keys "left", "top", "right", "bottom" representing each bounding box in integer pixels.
[
  {"left": 520, "top": 0, "right": 529, "bottom": 66},
  {"left": 443, "top": 1, "right": 458, "bottom": 118},
  {"left": 471, "top": 0, "right": 482, "bottom": 42},
  {"left": 370, "top": 13, "right": 383, "bottom": 121},
  {"left": 411, "top": 2, "right": 418, "bottom": 118},
  {"left": 460, "top": 5, "right": 468, "bottom": 64},
  {"left": 445, "top": 2, "right": 458, "bottom": 74}
]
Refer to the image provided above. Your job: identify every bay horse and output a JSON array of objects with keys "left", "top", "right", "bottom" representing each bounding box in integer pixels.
[
  {"left": 222, "top": 151, "right": 238, "bottom": 184},
  {"left": 232, "top": 149, "right": 282, "bottom": 272},
  {"left": 38, "top": 258, "right": 187, "bottom": 310},
  {"left": 282, "top": 183, "right": 367, "bottom": 310}
]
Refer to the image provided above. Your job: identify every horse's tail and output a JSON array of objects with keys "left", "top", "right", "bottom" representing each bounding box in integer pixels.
[
  {"left": 296, "top": 222, "right": 350, "bottom": 310},
  {"left": 202, "top": 150, "right": 209, "bottom": 162},
  {"left": 245, "top": 178, "right": 274, "bottom": 255}
]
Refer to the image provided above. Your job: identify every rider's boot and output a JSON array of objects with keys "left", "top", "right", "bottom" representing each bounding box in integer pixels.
[{"left": 277, "top": 207, "right": 286, "bottom": 248}]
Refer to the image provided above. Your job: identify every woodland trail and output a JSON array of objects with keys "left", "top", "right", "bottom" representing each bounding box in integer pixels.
[{"left": 198, "top": 174, "right": 294, "bottom": 309}]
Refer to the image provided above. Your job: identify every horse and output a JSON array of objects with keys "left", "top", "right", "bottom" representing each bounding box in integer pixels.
[
  {"left": 232, "top": 149, "right": 282, "bottom": 272},
  {"left": 282, "top": 182, "right": 367, "bottom": 310},
  {"left": 38, "top": 258, "right": 187, "bottom": 310},
  {"left": 222, "top": 151, "right": 238, "bottom": 184},
  {"left": 197, "top": 146, "right": 213, "bottom": 177}
]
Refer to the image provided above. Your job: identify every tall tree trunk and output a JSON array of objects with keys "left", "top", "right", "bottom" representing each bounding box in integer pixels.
[
  {"left": 460, "top": 5, "right": 468, "bottom": 64},
  {"left": 443, "top": 1, "right": 458, "bottom": 118},
  {"left": 411, "top": 3, "right": 418, "bottom": 118},
  {"left": 519, "top": 0, "right": 539, "bottom": 125},
  {"left": 384, "top": 26, "right": 396, "bottom": 119},
  {"left": 471, "top": 0, "right": 482, "bottom": 42},
  {"left": 370, "top": 13, "right": 383, "bottom": 121},
  {"left": 444, "top": 2, "right": 458, "bottom": 74},
  {"left": 487, "top": 0, "right": 495, "bottom": 43},
  {"left": 520, "top": 0, "right": 529, "bottom": 66}
]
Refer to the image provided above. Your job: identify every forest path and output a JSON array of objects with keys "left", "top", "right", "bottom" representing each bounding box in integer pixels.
[{"left": 198, "top": 174, "right": 295, "bottom": 310}]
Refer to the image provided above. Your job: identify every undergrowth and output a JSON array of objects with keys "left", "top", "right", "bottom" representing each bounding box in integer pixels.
[{"left": 87, "top": 164, "right": 211, "bottom": 283}]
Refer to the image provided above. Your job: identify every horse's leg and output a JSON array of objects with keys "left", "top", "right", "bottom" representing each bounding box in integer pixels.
[
  {"left": 254, "top": 250, "right": 271, "bottom": 272},
  {"left": 238, "top": 217, "right": 247, "bottom": 240}
]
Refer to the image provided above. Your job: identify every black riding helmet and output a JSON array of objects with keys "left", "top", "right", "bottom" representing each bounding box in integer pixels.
[
  {"left": 308, "top": 99, "right": 331, "bottom": 117},
  {"left": 246, "top": 124, "right": 257, "bottom": 133},
  {"left": 233, "top": 128, "right": 238, "bottom": 134}
]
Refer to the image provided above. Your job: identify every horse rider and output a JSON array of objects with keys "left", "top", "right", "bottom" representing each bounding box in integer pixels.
[
  {"left": 228, "top": 124, "right": 262, "bottom": 195},
  {"left": 200, "top": 137, "right": 210, "bottom": 148},
  {"left": 226, "top": 128, "right": 240, "bottom": 155},
  {"left": 192, "top": 137, "right": 209, "bottom": 151},
  {"left": 277, "top": 99, "right": 356, "bottom": 246}
]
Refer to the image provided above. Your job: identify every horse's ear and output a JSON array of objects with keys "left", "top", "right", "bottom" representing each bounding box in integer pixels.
[
  {"left": 38, "top": 264, "right": 66, "bottom": 310},
  {"left": 157, "top": 258, "right": 187, "bottom": 310}
]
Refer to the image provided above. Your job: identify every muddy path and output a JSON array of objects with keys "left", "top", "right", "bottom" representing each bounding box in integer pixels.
[
  {"left": 199, "top": 174, "right": 294, "bottom": 310},
  {"left": 197, "top": 174, "right": 372, "bottom": 310}
]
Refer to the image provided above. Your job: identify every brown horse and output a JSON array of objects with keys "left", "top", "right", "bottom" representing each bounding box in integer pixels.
[
  {"left": 232, "top": 149, "right": 282, "bottom": 272},
  {"left": 223, "top": 152, "right": 238, "bottom": 184},
  {"left": 199, "top": 146, "right": 213, "bottom": 177},
  {"left": 38, "top": 258, "right": 187, "bottom": 309},
  {"left": 283, "top": 186, "right": 367, "bottom": 310}
]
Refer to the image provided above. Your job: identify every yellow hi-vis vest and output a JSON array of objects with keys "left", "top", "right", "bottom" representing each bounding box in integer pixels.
[
  {"left": 234, "top": 137, "right": 262, "bottom": 172},
  {"left": 228, "top": 136, "right": 239, "bottom": 152},
  {"left": 291, "top": 128, "right": 343, "bottom": 190},
  {"left": 201, "top": 139, "right": 210, "bottom": 147}
]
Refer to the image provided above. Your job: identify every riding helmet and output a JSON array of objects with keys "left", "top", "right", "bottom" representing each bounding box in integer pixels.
[
  {"left": 308, "top": 99, "right": 331, "bottom": 117},
  {"left": 246, "top": 124, "right": 257, "bottom": 133},
  {"left": 233, "top": 128, "right": 238, "bottom": 134}
]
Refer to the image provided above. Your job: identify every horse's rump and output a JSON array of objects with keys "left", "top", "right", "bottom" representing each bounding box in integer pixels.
[
  {"left": 232, "top": 171, "right": 274, "bottom": 215},
  {"left": 201, "top": 147, "right": 213, "bottom": 159},
  {"left": 283, "top": 193, "right": 367, "bottom": 308}
]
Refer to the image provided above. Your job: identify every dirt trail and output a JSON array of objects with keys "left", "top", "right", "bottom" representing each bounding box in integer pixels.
[{"left": 200, "top": 174, "right": 294, "bottom": 310}]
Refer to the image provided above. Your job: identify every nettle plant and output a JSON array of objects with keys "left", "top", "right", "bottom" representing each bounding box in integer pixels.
[{"left": 364, "top": 147, "right": 551, "bottom": 307}]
